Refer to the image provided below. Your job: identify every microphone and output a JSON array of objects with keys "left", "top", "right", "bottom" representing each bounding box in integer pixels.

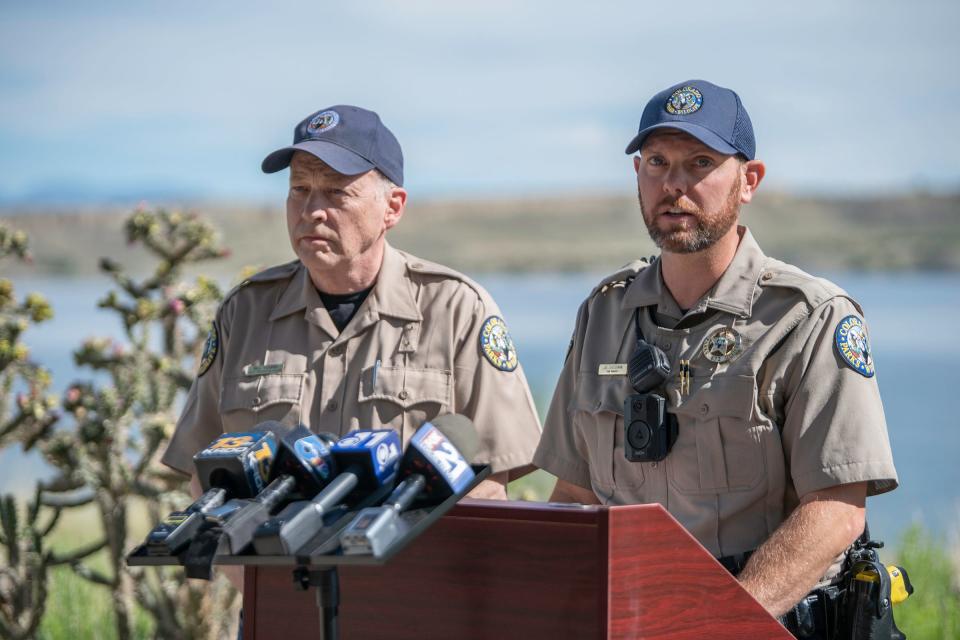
[
  {"left": 339, "top": 414, "right": 478, "bottom": 556},
  {"left": 264, "top": 425, "right": 338, "bottom": 499},
  {"left": 251, "top": 429, "right": 402, "bottom": 555},
  {"left": 145, "top": 430, "right": 278, "bottom": 556},
  {"left": 208, "top": 424, "right": 339, "bottom": 555},
  {"left": 146, "top": 488, "right": 226, "bottom": 556},
  {"left": 194, "top": 430, "right": 278, "bottom": 498}
]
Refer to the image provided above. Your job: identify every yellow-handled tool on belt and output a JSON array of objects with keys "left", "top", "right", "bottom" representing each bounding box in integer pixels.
[{"left": 854, "top": 564, "right": 914, "bottom": 606}]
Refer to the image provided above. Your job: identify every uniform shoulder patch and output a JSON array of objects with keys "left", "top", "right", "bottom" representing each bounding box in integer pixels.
[
  {"left": 834, "top": 315, "right": 875, "bottom": 378},
  {"left": 479, "top": 316, "right": 518, "bottom": 372},
  {"left": 197, "top": 323, "right": 219, "bottom": 377}
]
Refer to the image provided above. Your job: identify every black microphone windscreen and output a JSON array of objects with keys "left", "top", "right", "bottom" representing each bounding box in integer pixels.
[{"left": 430, "top": 413, "right": 480, "bottom": 464}]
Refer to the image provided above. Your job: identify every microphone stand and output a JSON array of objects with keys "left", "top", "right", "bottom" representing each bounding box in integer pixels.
[{"left": 294, "top": 566, "right": 340, "bottom": 640}]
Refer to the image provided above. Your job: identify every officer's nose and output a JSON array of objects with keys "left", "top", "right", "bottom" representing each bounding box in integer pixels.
[
  {"left": 662, "top": 165, "right": 688, "bottom": 197},
  {"left": 302, "top": 193, "right": 330, "bottom": 222}
]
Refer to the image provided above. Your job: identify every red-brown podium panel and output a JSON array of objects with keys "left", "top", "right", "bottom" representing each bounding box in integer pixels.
[{"left": 243, "top": 500, "right": 791, "bottom": 639}]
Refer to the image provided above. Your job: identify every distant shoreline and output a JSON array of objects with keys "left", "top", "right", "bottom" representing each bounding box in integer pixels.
[{"left": 3, "top": 190, "right": 958, "bottom": 276}]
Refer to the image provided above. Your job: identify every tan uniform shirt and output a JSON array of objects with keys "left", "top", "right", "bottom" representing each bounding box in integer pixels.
[
  {"left": 534, "top": 227, "right": 898, "bottom": 559},
  {"left": 162, "top": 244, "right": 542, "bottom": 477}
]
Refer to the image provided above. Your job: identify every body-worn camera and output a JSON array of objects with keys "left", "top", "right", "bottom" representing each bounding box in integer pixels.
[{"left": 624, "top": 339, "right": 678, "bottom": 462}]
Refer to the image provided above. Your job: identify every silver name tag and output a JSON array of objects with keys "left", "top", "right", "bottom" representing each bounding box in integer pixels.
[{"left": 598, "top": 363, "right": 627, "bottom": 376}]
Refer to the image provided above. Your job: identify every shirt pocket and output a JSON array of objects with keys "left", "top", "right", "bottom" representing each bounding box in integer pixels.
[
  {"left": 569, "top": 373, "right": 644, "bottom": 491},
  {"left": 357, "top": 365, "right": 452, "bottom": 434},
  {"left": 219, "top": 373, "right": 305, "bottom": 432},
  {"left": 667, "top": 374, "right": 765, "bottom": 495}
]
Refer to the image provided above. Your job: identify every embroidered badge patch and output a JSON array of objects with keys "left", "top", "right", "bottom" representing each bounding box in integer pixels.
[
  {"left": 665, "top": 86, "right": 703, "bottom": 116},
  {"left": 701, "top": 327, "right": 743, "bottom": 363},
  {"left": 307, "top": 110, "right": 340, "bottom": 136},
  {"left": 834, "top": 315, "right": 875, "bottom": 377},
  {"left": 197, "top": 324, "right": 219, "bottom": 377},
  {"left": 479, "top": 316, "right": 518, "bottom": 371}
]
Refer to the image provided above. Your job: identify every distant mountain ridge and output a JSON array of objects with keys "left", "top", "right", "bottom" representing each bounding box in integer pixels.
[
  {"left": 0, "top": 181, "right": 205, "bottom": 207},
  {"left": 3, "top": 191, "right": 958, "bottom": 275}
]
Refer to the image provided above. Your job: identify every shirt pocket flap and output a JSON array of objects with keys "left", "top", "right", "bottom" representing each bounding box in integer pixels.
[
  {"left": 671, "top": 374, "right": 756, "bottom": 421},
  {"left": 569, "top": 372, "right": 630, "bottom": 416},
  {"left": 358, "top": 365, "right": 452, "bottom": 410},
  {"left": 220, "top": 373, "right": 305, "bottom": 413}
]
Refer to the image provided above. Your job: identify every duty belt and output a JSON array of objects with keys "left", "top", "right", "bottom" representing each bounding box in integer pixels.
[
  {"left": 716, "top": 550, "right": 754, "bottom": 576},
  {"left": 778, "top": 586, "right": 840, "bottom": 639}
]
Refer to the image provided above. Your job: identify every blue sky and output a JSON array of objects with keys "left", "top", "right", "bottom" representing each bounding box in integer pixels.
[{"left": 1, "top": 0, "right": 958, "bottom": 204}]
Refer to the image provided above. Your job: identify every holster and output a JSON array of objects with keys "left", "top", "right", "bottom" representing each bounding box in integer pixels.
[{"left": 843, "top": 557, "right": 906, "bottom": 640}]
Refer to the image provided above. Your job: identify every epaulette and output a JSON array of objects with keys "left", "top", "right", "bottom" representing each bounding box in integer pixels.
[
  {"left": 222, "top": 259, "right": 300, "bottom": 306},
  {"left": 402, "top": 251, "right": 486, "bottom": 298},
  {"left": 758, "top": 258, "right": 848, "bottom": 309},
  {"left": 589, "top": 257, "right": 652, "bottom": 298}
]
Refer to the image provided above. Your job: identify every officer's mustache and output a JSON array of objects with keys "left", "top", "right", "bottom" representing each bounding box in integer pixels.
[{"left": 656, "top": 197, "right": 701, "bottom": 216}]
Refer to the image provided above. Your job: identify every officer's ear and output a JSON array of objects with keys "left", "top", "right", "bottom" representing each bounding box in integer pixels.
[
  {"left": 740, "top": 159, "right": 765, "bottom": 204},
  {"left": 383, "top": 184, "right": 407, "bottom": 231}
]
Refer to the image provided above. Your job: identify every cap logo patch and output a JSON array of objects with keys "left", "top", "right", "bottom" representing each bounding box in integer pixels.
[
  {"left": 479, "top": 316, "right": 518, "bottom": 372},
  {"left": 665, "top": 86, "right": 703, "bottom": 116},
  {"left": 834, "top": 315, "right": 875, "bottom": 377},
  {"left": 307, "top": 110, "right": 340, "bottom": 136},
  {"left": 701, "top": 326, "right": 742, "bottom": 363}
]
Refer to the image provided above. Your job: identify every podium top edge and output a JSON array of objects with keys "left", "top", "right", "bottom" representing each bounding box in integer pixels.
[{"left": 450, "top": 499, "right": 667, "bottom": 523}]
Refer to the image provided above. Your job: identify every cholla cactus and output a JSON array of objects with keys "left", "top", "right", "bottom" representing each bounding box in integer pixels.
[
  {"left": 0, "top": 224, "right": 57, "bottom": 452},
  {"left": 36, "top": 208, "right": 235, "bottom": 639},
  {"left": 0, "top": 224, "right": 60, "bottom": 639},
  {"left": 0, "top": 208, "right": 236, "bottom": 640},
  {"left": 0, "top": 210, "right": 241, "bottom": 639},
  {"left": 0, "top": 249, "right": 57, "bottom": 451},
  {"left": 0, "top": 489, "right": 49, "bottom": 640},
  {"left": 0, "top": 487, "right": 106, "bottom": 640},
  {"left": 0, "top": 226, "right": 31, "bottom": 263}
]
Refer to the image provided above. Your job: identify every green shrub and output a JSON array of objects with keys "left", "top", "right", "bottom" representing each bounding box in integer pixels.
[{"left": 891, "top": 523, "right": 960, "bottom": 640}]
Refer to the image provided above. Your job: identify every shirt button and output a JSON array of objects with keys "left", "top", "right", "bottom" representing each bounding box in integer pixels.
[
  {"left": 328, "top": 344, "right": 344, "bottom": 357},
  {"left": 700, "top": 403, "right": 710, "bottom": 415},
  {"left": 761, "top": 272, "right": 774, "bottom": 281},
  {"left": 327, "top": 399, "right": 339, "bottom": 411},
  {"left": 398, "top": 390, "right": 409, "bottom": 400},
  {"left": 662, "top": 342, "right": 672, "bottom": 351},
  {"left": 252, "top": 397, "right": 261, "bottom": 407}
]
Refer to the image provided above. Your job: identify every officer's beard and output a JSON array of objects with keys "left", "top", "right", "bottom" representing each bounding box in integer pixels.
[{"left": 639, "top": 173, "right": 741, "bottom": 254}]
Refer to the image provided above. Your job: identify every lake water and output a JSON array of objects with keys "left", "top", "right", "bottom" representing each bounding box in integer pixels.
[{"left": 3, "top": 271, "right": 958, "bottom": 543}]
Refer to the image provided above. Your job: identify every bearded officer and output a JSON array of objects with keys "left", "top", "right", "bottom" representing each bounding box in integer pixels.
[
  {"left": 533, "top": 81, "right": 897, "bottom": 635},
  {"left": 162, "top": 105, "right": 542, "bottom": 503}
]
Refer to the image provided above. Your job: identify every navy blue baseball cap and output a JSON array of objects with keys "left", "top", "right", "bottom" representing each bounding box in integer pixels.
[
  {"left": 262, "top": 105, "right": 404, "bottom": 186},
  {"left": 625, "top": 80, "right": 755, "bottom": 160}
]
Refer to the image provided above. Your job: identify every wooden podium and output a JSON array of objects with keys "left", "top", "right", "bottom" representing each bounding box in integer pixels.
[{"left": 242, "top": 500, "right": 791, "bottom": 639}]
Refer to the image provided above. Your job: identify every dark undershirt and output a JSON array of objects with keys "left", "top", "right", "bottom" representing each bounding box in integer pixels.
[{"left": 318, "top": 287, "right": 373, "bottom": 331}]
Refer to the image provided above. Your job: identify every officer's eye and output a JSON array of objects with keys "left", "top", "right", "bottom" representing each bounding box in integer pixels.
[
  {"left": 694, "top": 157, "right": 714, "bottom": 169},
  {"left": 646, "top": 155, "right": 666, "bottom": 167},
  {"left": 289, "top": 185, "right": 309, "bottom": 195},
  {"left": 326, "top": 188, "right": 348, "bottom": 197}
]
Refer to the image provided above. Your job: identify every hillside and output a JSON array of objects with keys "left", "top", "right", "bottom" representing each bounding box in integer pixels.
[{"left": 2, "top": 191, "right": 958, "bottom": 278}]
